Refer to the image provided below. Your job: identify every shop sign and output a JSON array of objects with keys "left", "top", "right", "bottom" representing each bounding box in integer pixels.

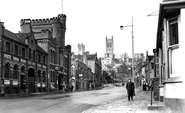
[
  {"left": 20, "top": 59, "right": 26, "bottom": 63},
  {"left": 28, "top": 61, "right": 35, "bottom": 66},
  {"left": 42, "top": 83, "right": 46, "bottom": 87},
  {"left": 42, "top": 65, "right": 46, "bottom": 69},
  {"left": 37, "top": 64, "right": 41, "bottom": 68},
  {"left": 13, "top": 81, "right": 18, "bottom": 85},
  {"left": 13, "top": 56, "right": 19, "bottom": 62},
  {"left": 37, "top": 83, "right": 41, "bottom": 87},
  {"left": 4, "top": 80, "right": 10, "bottom": 85},
  {"left": 4, "top": 54, "right": 11, "bottom": 59}
]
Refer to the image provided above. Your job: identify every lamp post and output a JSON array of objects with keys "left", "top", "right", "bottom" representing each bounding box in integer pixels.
[{"left": 120, "top": 17, "right": 134, "bottom": 80}]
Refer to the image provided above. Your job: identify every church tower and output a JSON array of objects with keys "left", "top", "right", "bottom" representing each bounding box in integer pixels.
[{"left": 105, "top": 36, "right": 114, "bottom": 66}]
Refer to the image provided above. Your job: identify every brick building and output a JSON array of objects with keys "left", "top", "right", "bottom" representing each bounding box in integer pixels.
[{"left": 0, "top": 14, "right": 71, "bottom": 94}]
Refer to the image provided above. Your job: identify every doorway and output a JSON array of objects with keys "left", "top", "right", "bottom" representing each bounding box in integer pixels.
[{"left": 28, "top": 68, "right": 35, "bottom": 93}]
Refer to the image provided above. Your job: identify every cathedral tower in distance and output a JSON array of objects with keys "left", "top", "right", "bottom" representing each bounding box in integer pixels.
[{"left": 105, "top": 36, "right": 114, "bottom": 66}]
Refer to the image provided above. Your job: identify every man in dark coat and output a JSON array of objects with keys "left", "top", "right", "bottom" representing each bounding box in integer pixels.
[{"left": 126, "top": 78, "right": 134, "bottom": 101}]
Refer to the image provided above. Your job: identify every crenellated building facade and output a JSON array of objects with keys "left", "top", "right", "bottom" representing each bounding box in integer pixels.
[{"left": 0, "top": 14, "right": 71, "bottom": 94}]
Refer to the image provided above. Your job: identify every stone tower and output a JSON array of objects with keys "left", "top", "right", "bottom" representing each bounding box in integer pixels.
[
  {"left": 20, "top": 14, "right": 67, "bottom": 49},
  {"left": 105, "top": 36, "right": 114, "bottom": 66}
]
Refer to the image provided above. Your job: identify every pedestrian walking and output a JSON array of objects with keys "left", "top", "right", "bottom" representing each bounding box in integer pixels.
[
  {"left": 126, "top": 78, "right": 134, "bottom": 101},
  {"left": 0, "top": 83, "right": 5, "bottom": 97},
  {"left": 71, "top": 85, "right": 74, "bottom": 92},
  {"left": 143, "top": 81, "right": 146, "bottom": 91}
]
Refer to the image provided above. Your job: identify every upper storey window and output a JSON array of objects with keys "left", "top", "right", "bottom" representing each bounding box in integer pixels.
[
  {"left": 167, "top": 16, "right": 179, "bottom": 77},
  {"left": 6, "top": 41, "right": 11, "bottom": 53},
  {"left": 14, "top": 44, "right": 19, "bottom": 56}
]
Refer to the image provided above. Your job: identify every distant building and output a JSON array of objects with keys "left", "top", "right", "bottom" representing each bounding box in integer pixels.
[
  {"left": 87, "top": 53, "right": 102, "bottom": 87},
  {"left": 102, "top": 36, "right": 114, "bottom": 71}
]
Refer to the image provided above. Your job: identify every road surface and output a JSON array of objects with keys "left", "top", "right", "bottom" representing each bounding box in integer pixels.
[{"left": 0, "top": 84, "right": 128, "bottom": 113}]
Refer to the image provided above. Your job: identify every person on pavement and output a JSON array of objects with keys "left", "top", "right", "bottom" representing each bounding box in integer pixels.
[
  {"left": 126, "top": 78, "right": 134, "bottom": 101},
  {"left": 0, "top": 83, "right": 5, "bottom": 97}
]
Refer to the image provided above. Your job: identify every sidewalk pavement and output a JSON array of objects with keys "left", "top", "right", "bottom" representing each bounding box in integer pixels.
[
  {"left": 83, "top": 88, "right": 164, "bottom": 113},
  {"left": 0, "top": 86, "right": 105, "bottom": 99}
]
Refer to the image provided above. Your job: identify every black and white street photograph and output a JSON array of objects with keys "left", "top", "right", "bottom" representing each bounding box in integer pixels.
[{"left": 0, "top": 0, "right": 185, "bottom": 113}]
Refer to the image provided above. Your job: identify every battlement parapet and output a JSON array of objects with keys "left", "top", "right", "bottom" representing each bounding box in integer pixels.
[
  {"left": 20, "top": 19, "right": 31, "bottom": 25},
  {"left": 21, "top": 14, "right": 66, "bottom": 25}
]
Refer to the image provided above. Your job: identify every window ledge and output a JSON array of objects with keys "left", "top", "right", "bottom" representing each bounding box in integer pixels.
[{"left": 162, "top": 77, "right": 182, "bottom": 84}]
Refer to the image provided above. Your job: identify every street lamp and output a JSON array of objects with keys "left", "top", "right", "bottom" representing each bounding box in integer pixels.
[{"left": 120, "top": 17, "right": 134, "bottom": 81}]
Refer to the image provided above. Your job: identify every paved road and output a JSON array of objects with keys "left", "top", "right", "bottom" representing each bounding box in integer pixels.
[{"left": 0, "top": 84, "right": 127, "bottom": 113}]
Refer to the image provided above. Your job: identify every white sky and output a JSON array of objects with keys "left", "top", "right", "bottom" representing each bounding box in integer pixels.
[{"left": 0, "top": 0, "right": 162, "bottom": 57}]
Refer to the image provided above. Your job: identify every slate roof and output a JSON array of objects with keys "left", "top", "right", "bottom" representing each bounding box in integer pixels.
[
  {"left": 4, "top": 29, "right": 25, "bottom": 44},
  {"left": 16, "top": 33, "right": 30, "bottom": 42},
  {"left": 4, "top": 29, "right": 47, "bottom": 55}
]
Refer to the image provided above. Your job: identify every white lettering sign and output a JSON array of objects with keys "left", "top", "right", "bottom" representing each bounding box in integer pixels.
[
  {"left": 28, "top": 61, "right": 35, "bottom": 66},
  {"left": 4, "top": 80, "right": 10, "bottom": 85},
  {"left": 13, "top": 81, "right": 18, "bottom": 85},
  {"left": 42, "top": 65, "right": 46, "bottom": 69},
  {"left": 13, "top": 56, "right": 19, "bottom": 61},
  {"left": 4, "top": 54, "right": 11, "bottom": 59},
  {"left": 37, "top": 64, "right": 41, "bottom": 67},
  {"left": 20, "top": 59, "right": 26, "bottom": 63}
]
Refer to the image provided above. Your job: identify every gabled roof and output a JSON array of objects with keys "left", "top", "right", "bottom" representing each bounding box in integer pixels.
[
  {"left": 4, "top": 29, "right": 25, "bottom": 44},
  {"left": 16, "top": 33, "right": 30, "bottom": 42},
  {"left": 148, "top": 55, "right": 154, "bottom": 62}
]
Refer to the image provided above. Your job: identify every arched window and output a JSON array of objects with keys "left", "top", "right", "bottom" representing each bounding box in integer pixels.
[
  {"left": 53, "top": 71, "right": 56, "bottom": 82},
  {"left": 13, "top": 64, "right": 18, "bottom": 79},
  {"left": 21, "top": 66, "right": 25, "bottom": 73},
  {"left": 42, "top": 71, "right": 46, "bottom": 82},
  {"left": 38, "top": 70, "right": 41, "bottom": 82},
  {"left": 5, "top": 63, "right": 10, "bottom": 78},
  {"left": 50, "top": 70, "right": 53, "bottom": 82},
  {"left": 50, "top": 50, "right": 53, "bottom": 63}
]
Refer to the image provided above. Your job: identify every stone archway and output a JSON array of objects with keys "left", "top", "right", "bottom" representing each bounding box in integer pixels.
[{"left": 28, "top": 68, "right": 35, "bottom": 93}]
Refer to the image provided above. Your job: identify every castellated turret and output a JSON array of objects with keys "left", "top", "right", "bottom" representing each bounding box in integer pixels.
[
  {"left": 20, "top": 19, "right": 32, "bottom": 33},
  {"left": 20, "top": 14, "right": 67, "bottom": 48}
]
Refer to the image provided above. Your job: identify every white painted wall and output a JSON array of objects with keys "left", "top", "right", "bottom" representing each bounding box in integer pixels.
[{"left": 87, "top": 60, "right": 95, "bottom": 73}]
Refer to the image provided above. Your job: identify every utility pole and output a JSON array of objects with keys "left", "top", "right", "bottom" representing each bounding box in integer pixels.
[
  {"left": 131, "top": 17, "right": 134, "bottom": 80},
  {"left": 120, "top": 17, "right": 135, "bottom": 80},
  {"left": 61, "top": 0, "right": 63, "bottom": 14}
]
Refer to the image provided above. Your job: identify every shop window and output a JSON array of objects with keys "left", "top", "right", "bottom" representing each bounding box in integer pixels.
[
  {"left": 38, "top": 70, "right": 41, "bottom": 82},
  {"left": 13, "top": 65, "right": 18, "bottom": 79},
  {"left": 42, "top": 71, "right": 46, "bottom": 82},
  {"left": 21, "top": 66, "right": 25, "bottom": 73},
  {"left": 167, "top": 16, "right": 179, "bottom": 77},
  {"left": 50, "top": 71, "right": 53, "bottom": 82},
  {"left": 5, "top": 63, "right": 10, "bottom": 79}
]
